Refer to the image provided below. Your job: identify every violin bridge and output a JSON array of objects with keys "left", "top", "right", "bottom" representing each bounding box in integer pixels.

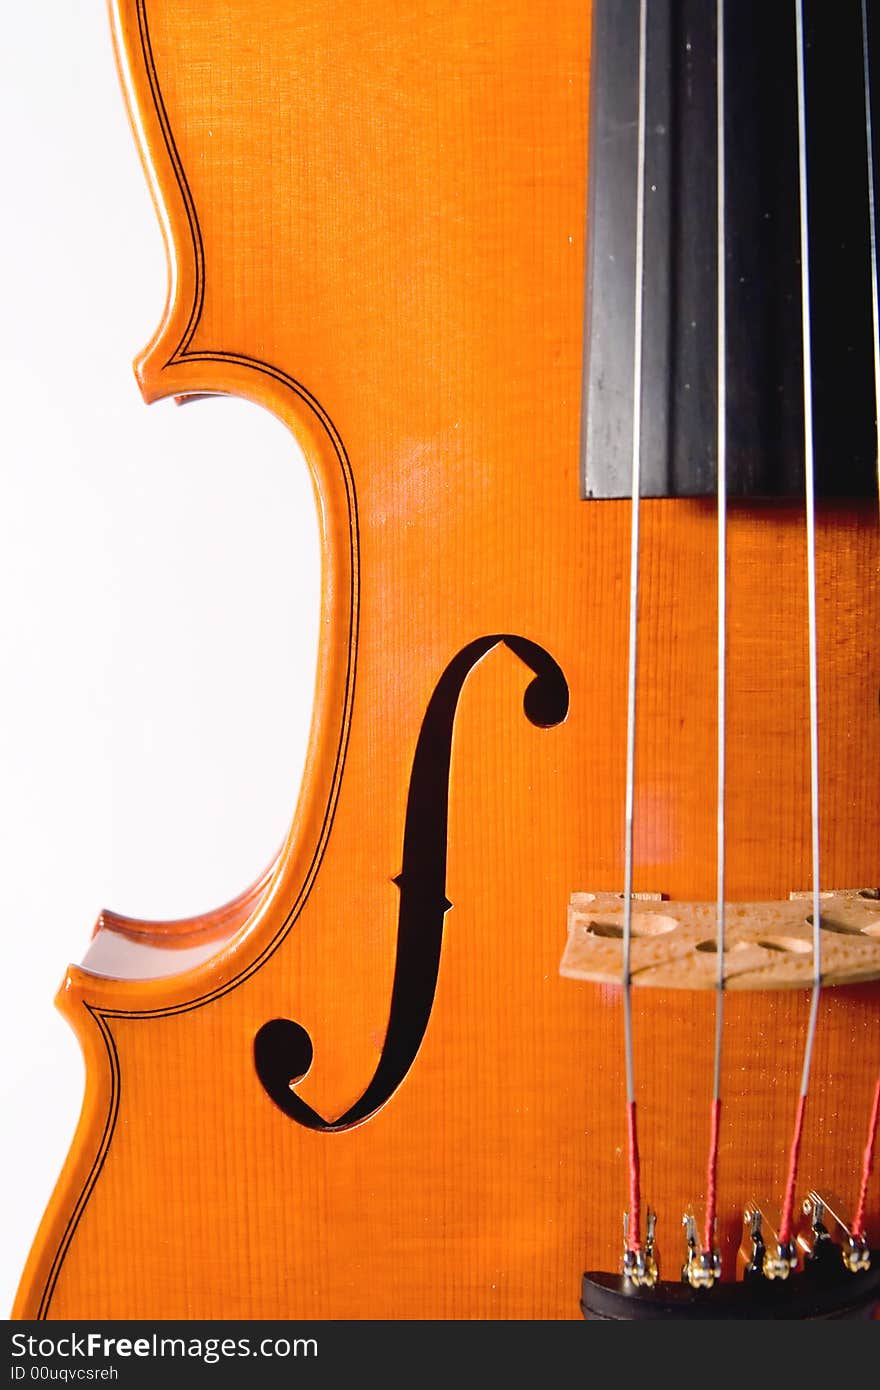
[{"left": 560, "top": 890, "right": 880, "bottom": 990}]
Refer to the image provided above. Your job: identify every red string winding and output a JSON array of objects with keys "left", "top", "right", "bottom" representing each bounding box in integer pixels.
[
  {"left": 627, "top": 1099, "right": 642, "bottom": 1251},
  {"left": 703, "top": 1097, "right": 722, "bottom": 1254},
  {"left": 778, "top": 1092, "right": 808, "bottom": 1247},
  {"left": 852, "top": 1075, "right": 880, "bottom": 1241}
]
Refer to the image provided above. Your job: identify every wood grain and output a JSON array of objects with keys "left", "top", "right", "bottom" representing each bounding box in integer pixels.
[{"left": 12, "top": 0, "right": 880, "bottom": 1318}]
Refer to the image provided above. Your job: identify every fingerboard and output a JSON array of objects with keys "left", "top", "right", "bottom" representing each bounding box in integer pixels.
[{"left": 581, "top": 0, "right": 880, "bottom": 499}]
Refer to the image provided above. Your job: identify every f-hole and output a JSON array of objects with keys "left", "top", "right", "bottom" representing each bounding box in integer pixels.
[{"left": 254, "top": 634, "right": 569, "bottom": 1130}]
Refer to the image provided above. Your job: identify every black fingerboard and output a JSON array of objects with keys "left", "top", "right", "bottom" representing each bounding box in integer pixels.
[{"left": 581, "top": 0, "right": 880, "bottom": 499}]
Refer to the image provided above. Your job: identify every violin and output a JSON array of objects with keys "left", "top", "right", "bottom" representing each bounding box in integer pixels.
[{"left": 11, "top": 0, "right": 880, "bottom": 1320}]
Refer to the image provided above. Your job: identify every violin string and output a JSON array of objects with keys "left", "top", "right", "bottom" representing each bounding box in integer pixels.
[
  {"left": 704, "top": 0, "right": 726, "bottom": 1260},
  {"left": 778, "top": 0, "right": 823, "bottom": 1250},
  {"left": 862, "top": 0, "right": 880, "bottom": 489},
  {"left": 621, "top": 0, "right": 649, "bottom": 1254},
  {"left": 852, "top": 1078, "right": 880, "bottom": 1242},
  {"left": 853, "top": 0, "right": 880, "bottom": 1245}
]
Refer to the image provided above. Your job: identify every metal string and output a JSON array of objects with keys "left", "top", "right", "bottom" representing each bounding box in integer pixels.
[
  {"left": 853, "top": 0, "right": 880, "bottom": 1246},
  {"left": 779, "top": 0, "right": 823, "bottom": 1248},
  {"left": 713, "top": 0, "right": 728, "bottom": 1117},
  {"left": 862, "top": 0, "right": 880, "bottom": 486},
  {"left": 704, "top": 0, "right": 727, "bottom": 1260},
  {"left": 794, "top": 0, "right": 823, "bottom": 1090},
  {"left": 621, "top": 0, "right": 649, "bottom": 1252}
]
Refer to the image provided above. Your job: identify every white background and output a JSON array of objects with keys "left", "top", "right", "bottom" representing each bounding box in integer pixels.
[{"left": 0, "top": 8, "right": 320, "bottom": 1314}]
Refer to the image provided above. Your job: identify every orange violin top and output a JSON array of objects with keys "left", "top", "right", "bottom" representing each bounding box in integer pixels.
[{"left": 8, "top": 0, "right": 880, "bottom": 1322}]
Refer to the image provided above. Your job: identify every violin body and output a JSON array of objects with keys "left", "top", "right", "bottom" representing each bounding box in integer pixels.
[{"left": 13, "top": 0, "right": 880, "bottom": 1319}]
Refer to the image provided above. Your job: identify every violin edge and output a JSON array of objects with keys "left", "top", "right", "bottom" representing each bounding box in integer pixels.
[
  {"left": 11, "top": 988, "right": 116, "bottom": 1319},
  {"left": 107, "top": 0, "right": 197, "bottom": 397},
  {"left": 47, "top": 0, "right": 365, "bottom": 1017}
]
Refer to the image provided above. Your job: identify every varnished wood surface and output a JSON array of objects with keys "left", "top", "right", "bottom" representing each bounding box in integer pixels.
[{"left": 13, "top": 0, "right": 880, "bottom": 1318}]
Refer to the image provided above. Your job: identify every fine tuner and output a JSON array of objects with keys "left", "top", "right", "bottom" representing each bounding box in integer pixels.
[{"left": 577, "top": 1195, "right": 879, "bottom": 1319}]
